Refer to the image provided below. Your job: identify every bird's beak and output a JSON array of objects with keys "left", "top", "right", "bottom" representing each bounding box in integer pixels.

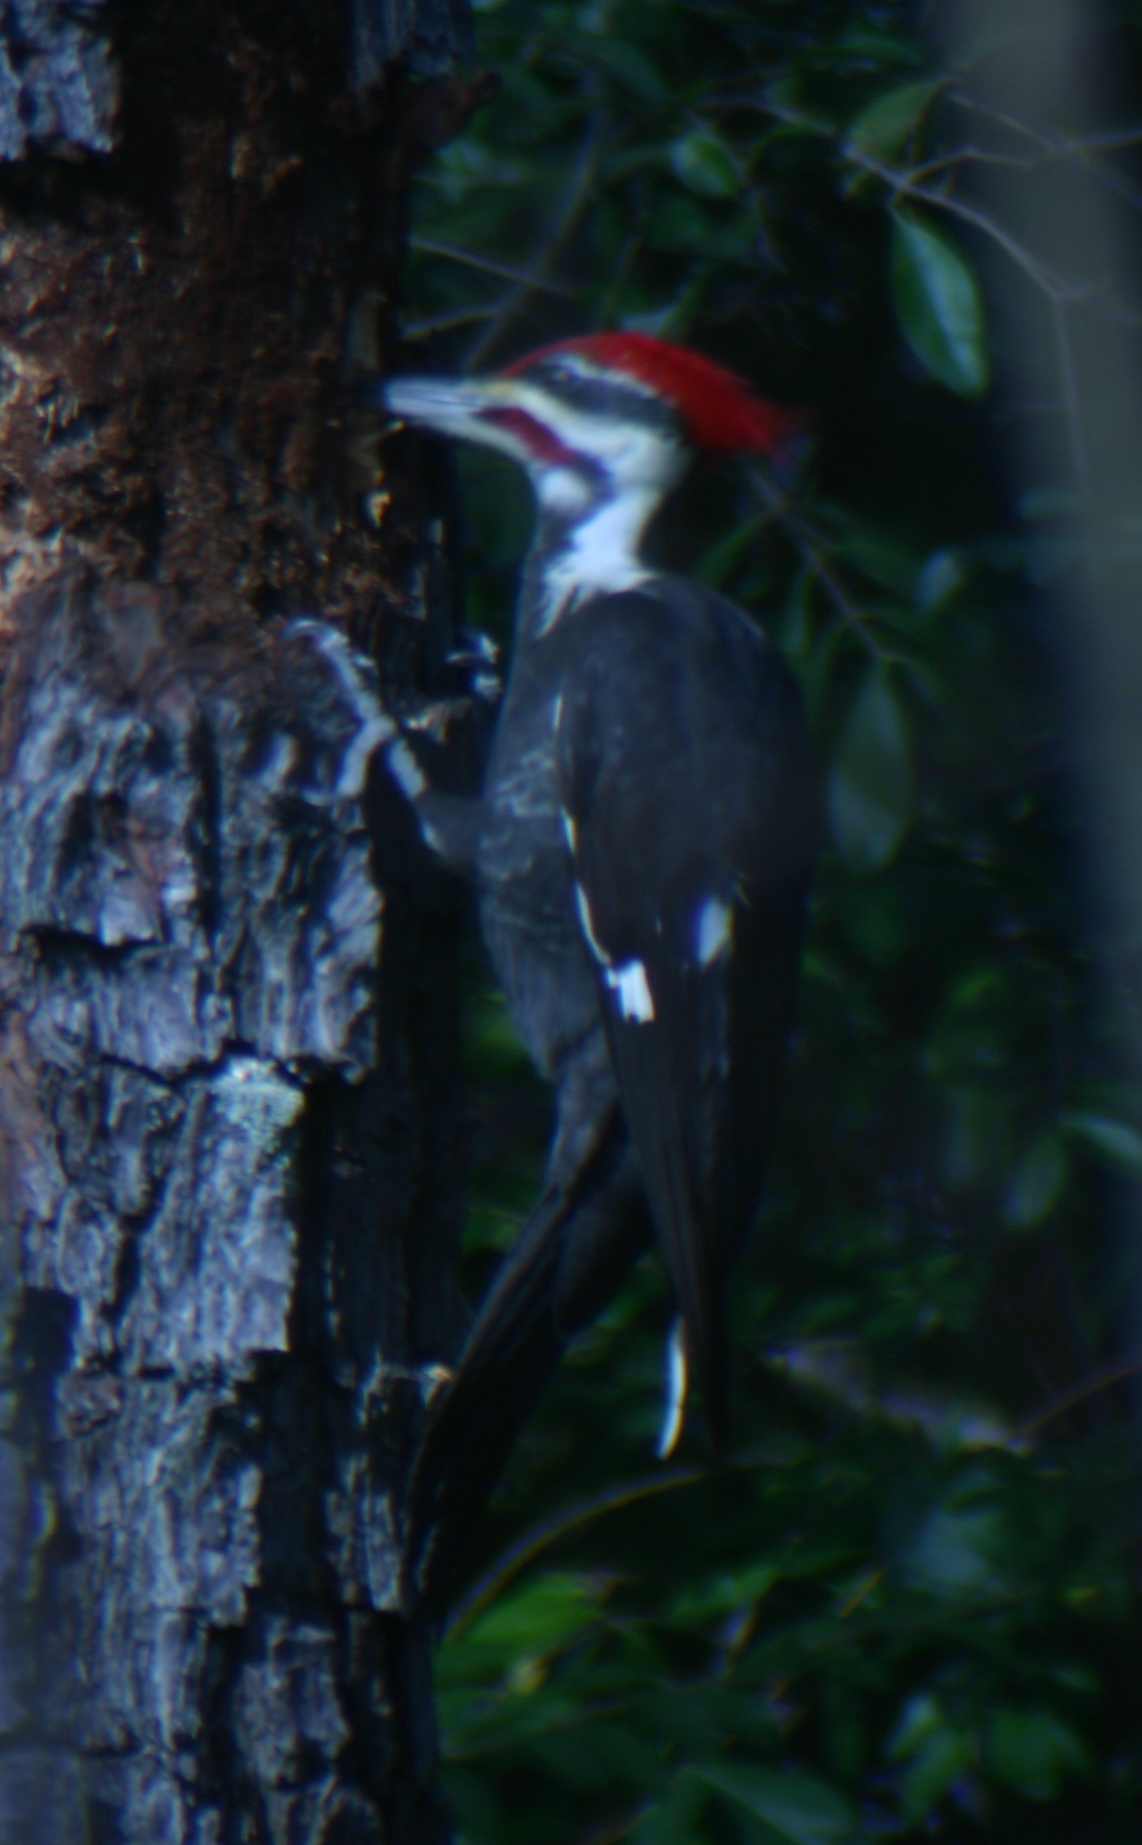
[
  {"left": 384, "top": 374, "right": 504, "bottom": 441},
  {"left": 383, "top": 373, "right": 556, "bottom": 472}
]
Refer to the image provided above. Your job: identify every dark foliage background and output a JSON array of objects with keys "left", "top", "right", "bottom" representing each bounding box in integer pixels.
[{"left": 397, "top": 2, "right": 1142, "bottom": 1837}]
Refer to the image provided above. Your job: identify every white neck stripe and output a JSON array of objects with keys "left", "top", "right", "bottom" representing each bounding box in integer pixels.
[{"left": 536, "top": 491, "right": 656, "bottom": 633}]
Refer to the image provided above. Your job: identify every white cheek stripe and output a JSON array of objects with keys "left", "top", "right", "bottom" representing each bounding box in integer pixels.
[
  {"left": 606, "top": 957, "right": 655, "bottom": 1024},
  {"left": 539, "top": 466, "right": 593, "bottom": 518},
  {"left": 695, "top": 895, "right": 733, "bottom": 966}
]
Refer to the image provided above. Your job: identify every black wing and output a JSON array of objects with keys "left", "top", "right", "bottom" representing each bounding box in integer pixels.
[{"left": 553, "top": 576, "right": 816, "bottom": 1447}]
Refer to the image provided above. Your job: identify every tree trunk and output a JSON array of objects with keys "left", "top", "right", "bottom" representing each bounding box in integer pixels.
[{"left": 0, "top": 3, "right": 478, "bottom": 1838}]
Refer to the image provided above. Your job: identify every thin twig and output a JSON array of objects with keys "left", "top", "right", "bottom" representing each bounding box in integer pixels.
[
  {"left": 444, "top": 1462, "right": 705, "bottom": 1641},
  {"left": 945, "top": 93, "right": 1142, "bottom": 224},
  {"left": 759, "top": 91, "right": 1142, "bottom": 323},
  {"left": 951, "top": 91, "right": 1142, "bottom": 160},
  {"left": 753, "top": 471, "right": 887, "bottom": 662},
  {"left": 1016, "top": 1353, "right": 1142, "bottom": 1443},
  {"left": 400, "top": 306, "right": 502, "bottom": 342},
  {"left": 846, "top": 147, "right": 1076, "bottom": 298},
  {"left": 409, "top": 235, "right": 578, "bottom": 297},
  {"left": 465, "top": 111, "right": 604, "bottom": 369},
  {"left": 905, "top": 145, "right": 1038, "bottom": 187}
]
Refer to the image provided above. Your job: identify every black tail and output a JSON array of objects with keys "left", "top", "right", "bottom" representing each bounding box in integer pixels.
[{"left": 408, "top": 1129, "right": 649, "bottom": 1615}]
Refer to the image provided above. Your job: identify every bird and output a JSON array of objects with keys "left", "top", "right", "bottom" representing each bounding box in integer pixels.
[{"left": 381, "top": 331, "right": 817, "bottom": 1605}]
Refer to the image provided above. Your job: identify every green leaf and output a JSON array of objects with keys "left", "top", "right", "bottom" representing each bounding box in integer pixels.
[
  {"left": 697, "top": 513, "right": 765, "bottom": 589},
  {"left": 669, "top": 1559, "right": 782, "bottom": 1622},
  {"left": 897, "top": 1472, "right": 1008, "bottom": 1598},
  {"left": 846, "top": 80, "right": 942, "bottom": 161},
  {"left": 630, "top": 1768, "right": 709, "bottom": 1844},
  {"left": 836, "top": 26, "right": 924, "bottom": 65},
  {"left": 891, "top": 211, "right": 989, "bottom": 396},
  {"left": 646, "top": 194, "right": 758, "bottom": 264},
  {"left": 833, "top": 522, "right": 922, "bottom": 596},
  {"left": 440, "top": 1572, "right": 602, "bottom": 1683},
  {"left": 1064, "top": 1110, "right": 1142, "bottom": 1176},
  {"left": 940, "top": 1086, "right": 1016, "bottom": 1189},
  {"left": 570, "top": 33, "right": 670, "bottom": 103},
  {"left": 828, "top": 667, "right": 915, "bottom": 871},
  {"left": 694, "top": 1764, "right": 855, "bottom": 1843},
  {"left": 915, "top": 546, "right": 965, "bottom": 613},
  {"left": 897, "top": 1726, "right": 977, "bottom": 1822},
  {"left": 987, "top": 1707, "right": 1091, "bottom": 1801},
  {"left": 888, "top": 1691, "right": 944, "bottom": 1760},
  {"left": 670, "top": 127, "right": 740, "bottom": 199},
  {"left": 761, "top": 74, "right": 835, "bottom": 140},
  {"left": 1004, "top": 1131, "right": 1069, "bottom": 1228}
]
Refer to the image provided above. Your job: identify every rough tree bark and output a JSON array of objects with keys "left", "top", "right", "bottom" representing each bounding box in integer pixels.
[{"left": 0, "top": 3, "right": 481, "bottom": 1839}]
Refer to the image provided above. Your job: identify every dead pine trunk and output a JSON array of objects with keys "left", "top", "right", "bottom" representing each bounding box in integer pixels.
[{"left": 0, "top": 3, "right": 482, "bottom": 1839}]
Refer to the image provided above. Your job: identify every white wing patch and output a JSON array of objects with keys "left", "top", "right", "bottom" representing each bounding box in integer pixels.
[
  {"left": 695, "top": 894, "right": 733, "bottom": 966},
  {"left": 573, "top": 881, "right": 655, "bottom": 1023},
  {"left": 656, "top": 1317, "right": 689, "bottom": 1459},
  {"left": 606, "top": 957, "right": 655, "bottom": 1024},
  {"left": 387, "top": 737, "right": 428, "bottom": 800},
  {"left": 574, "top": 880, "right": 610, "bottom": 966}
]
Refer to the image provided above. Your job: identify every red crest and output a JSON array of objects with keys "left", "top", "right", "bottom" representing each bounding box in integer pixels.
[{"left": 504, "top": 332, "right": 800, "bottom": 457}]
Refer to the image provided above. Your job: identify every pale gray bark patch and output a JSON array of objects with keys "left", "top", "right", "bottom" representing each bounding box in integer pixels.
[
  {"left": 0, "top": 573, "right": 459, "bottom": 1843},
  {"left": 0, "top": 1, "right": 475, "bottom": 162}
]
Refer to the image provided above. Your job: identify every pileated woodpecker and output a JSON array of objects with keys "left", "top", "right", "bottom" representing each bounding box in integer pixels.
[{"left": 384, "top": 333, "right": 816, "bottom": 1600}]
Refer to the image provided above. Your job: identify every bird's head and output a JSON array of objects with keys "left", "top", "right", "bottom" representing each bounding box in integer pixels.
[{"left": 384, "top": 333, "right": 800, "bottom": 530}]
